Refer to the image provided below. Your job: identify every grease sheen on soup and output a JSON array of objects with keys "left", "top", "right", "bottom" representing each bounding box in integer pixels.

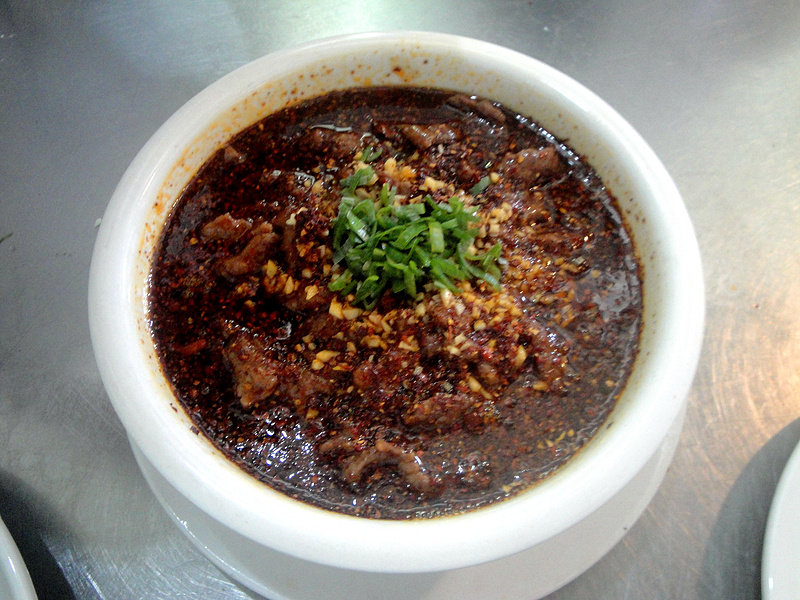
[{"left": 148, "top": 87, "right": 642, "bottom": 519}]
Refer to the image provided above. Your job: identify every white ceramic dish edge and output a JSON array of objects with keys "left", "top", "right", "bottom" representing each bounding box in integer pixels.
[
  {"left": 762, "top": 435, "right": 800, "bottom": 600},
  {"left": 0, "top": 518, "right": 37, "bottom": 600}
]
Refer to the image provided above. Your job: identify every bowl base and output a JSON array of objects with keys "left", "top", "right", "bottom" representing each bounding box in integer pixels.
[{"left": 130, "top": 406, "right": 683, "bottom": 600}]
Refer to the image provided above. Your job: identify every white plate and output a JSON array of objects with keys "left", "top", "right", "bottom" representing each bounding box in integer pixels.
[
  {"left": 0, "top": 517, "right": 37, "bottom": 600},
  {"left": 763, "top": 436, "right": 800, "bottom": 600}
]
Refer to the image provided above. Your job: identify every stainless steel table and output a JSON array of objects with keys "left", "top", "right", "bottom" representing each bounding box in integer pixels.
[{"left": 2, "top": 2, "right": 799, "bottom": 598}]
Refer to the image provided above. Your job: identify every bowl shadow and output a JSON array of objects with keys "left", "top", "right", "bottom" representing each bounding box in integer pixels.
[
  {"left": 697, "top": 417, "right": 800, "bottom": 600},
  {"left": 0, "top": 471, "right": 77, "bottom": 600}
]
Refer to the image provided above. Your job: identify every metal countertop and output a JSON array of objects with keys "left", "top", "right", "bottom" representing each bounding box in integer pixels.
[{"left": 2, "top": 2, "right": 799, "bottom": 598}]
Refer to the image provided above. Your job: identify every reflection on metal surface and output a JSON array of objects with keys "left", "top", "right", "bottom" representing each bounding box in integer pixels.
[{"left": 1, "top": 1, "right": 799, "bottom": 598}]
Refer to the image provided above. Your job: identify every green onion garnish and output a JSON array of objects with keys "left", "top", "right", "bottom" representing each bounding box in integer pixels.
[
  {"left": 340, "top": 167, "right": 376, "bottom": 193},
  {"left": 328, "top": 159, "right": 504, "bottom": 309},
  {"left": 469, "top": 175, "right": 491, "bottom": 196},
  {"left": 360, "top": 146, "right": 382, "bottom": 163}
]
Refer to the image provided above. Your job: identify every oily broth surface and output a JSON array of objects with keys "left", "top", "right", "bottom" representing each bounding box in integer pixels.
[{"left": 148, "top": 87, "right": 642, "bottom": 519}]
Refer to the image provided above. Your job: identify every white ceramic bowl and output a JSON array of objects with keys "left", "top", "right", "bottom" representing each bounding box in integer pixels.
[{"left": 89, "top": 31, "right": 703, "bottom": 595}]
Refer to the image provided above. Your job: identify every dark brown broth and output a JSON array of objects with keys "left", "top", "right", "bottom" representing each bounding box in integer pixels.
[{"left": 148, "top": 87, "right": 642, "bottom": 519}]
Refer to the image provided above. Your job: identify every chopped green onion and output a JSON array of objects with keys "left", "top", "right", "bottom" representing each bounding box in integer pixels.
[
  {"left": 470, "top": 175, "right": 491, "bottom": 196},
  {"left": 360, "top": 146, "right": 382, "bottom": 163},
  {"left": 392, "top": 203, "right": 426, "bottom": 220},
  {"left": 341, "top": 167, "right": 375, "bottom": 192},
  {"left": 379, "top": 183, "right": 395, "bottom": 206},
  {"left": 328, "top": 154, "right": 504, "bottom": 307},
  {"left": 329, "top": 269, "right": 354, "bottom": 291},
  {"left": 345, "top": 210, "right": 370, "bottom": 243},
  {"left": 393, "top": 221, "right": 429, "bottom": 249},
  {"left": 428, "top": 220, "right": 445, "bottom": 253}
]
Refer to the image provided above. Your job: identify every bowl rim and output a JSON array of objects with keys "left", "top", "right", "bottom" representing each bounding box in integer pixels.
[{"left": 88, "top": 30, "right": 704, "bottom": 573}]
